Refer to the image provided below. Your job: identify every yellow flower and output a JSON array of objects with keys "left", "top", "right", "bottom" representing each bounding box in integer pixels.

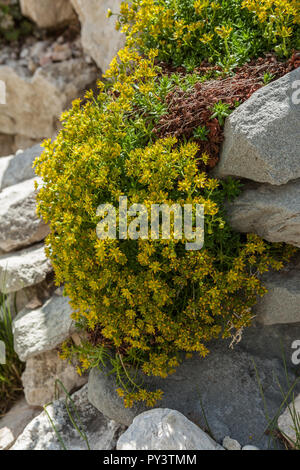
[
  {"left": 200, "top": 33, "right": 214, "bottom": 44},
  {"left": 215, "top": 25, "right": 233, "bottom": 39}
]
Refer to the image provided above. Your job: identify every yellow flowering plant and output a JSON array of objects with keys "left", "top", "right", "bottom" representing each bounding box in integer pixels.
[
  {"left": 242, "top": 0, "right": 300, "bottom": 56},
  {"left": 117, "top": 0, "right": 299, "bottom": 70},
  {"left": 35, "top": 46, "right": 297, "bottom": 406}
]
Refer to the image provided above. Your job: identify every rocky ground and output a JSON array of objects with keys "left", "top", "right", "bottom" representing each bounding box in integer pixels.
[{"left": 0, "top": 0, "right": 300, "bottom": 452}]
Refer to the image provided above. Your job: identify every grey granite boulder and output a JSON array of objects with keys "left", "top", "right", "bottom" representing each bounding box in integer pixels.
[
  {"left": 228, "top": 180, "right": 300, "bottom": 248},
  {"left": 117, "top": 409, "right": 223, "bottom": 450},
  {"left": 0, "top": 155, "right": 13, "bottom": 190},
  {"left": 0, "top": 177, "right": 49, "bottom": 252},
  {"left": 11, "top": 385, "right": 123, "bottom": 450},
  {"left": 0, "top": 144, "right": 42, "bottom": 191},
  {"left": 254, "top": 262, "right": 300, "bottom": 325},
  {"left": 0, "top": 243, "right": 52, "bottom": 293},
  {"left": 88, "top": 323, "right": 300, "bottom": 449},
  {"left": 214, "top": 68, "right": 300, "bottom": 185},
  {"left": 13, "top": 294, "right": 76, "bottom": 362}
]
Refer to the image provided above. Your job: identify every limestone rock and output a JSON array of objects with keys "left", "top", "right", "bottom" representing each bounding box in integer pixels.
[
  {"left": 88, "top": 324, "right": 300, "bottom": 449},
  {"left": 0, "top": 144, "right": 42, "bottom": 191},
  {"left": 0, "top": 154, "right": 13, "bottom": 189},
  {"left": 0, "top": 397, "right": 41, "bottom": 450},
  {"left": 11, "top": 385, "right": 123, "bottom": 450},
  {"left": 70, "top": 0, "right": 125, "bottom": 72},
  {"left": 278, "top": 393, "right": 300, "bottom": 447},
  {"left": 117, "top": 409, "right": 223, "bottom": 451},
  {"left": 0, "top": 178, "right": 49, "bottom": 252},
  {"left": 13, "top": 294, "right": 76, "bottom": 362},
  {"left": 228, "top": 180, "right": 300, "bottom": 248},
  {"left": 21, "top": 350, "right": 87, "bottom": 407},
  {"left": 214, "top": 69, "right": 300, "bottom": 185},
  {"left": 0, "top": 58, "right": 97, "bottom": 149},
  {"left": 0, "top": 243, "right": 52, "bottom": 294},
  {"left": 20, "top": 0, "right": 76, "bottom": 29}
]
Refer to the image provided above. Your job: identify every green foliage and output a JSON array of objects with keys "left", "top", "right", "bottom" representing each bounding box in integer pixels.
[
  {"left": 211, "top": 101, "right": 235, "bottom": 126},
  {"left": 193, "top": 125, "right": 209, "bottom": 141},
  {"left": 263, "top": 71, "right": 276, "bottom": 85},
  {"left": 0, "top": 0, "right": 32, "bottom": 42},
  {"left": 117, "top": 0, "right": 300, "bottom": 69},
  {"left": 0, "top": 292, "right": 24, "bottom": 417}
]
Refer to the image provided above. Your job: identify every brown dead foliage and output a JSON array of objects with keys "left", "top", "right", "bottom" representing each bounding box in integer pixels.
[{"left": 154, "top": 53, "right": 300, "bottom": 169}]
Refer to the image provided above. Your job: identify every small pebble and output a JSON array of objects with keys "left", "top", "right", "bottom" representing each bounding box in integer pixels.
[{"left": 222, "top": 436, "right": 241, "bottom": 450}]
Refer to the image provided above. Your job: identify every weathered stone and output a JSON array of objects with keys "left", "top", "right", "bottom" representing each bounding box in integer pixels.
[
  {"left": 13, "top": 294, "right": 76, "bottom": 362},
  {"left": 0, "top": 178, "right": 49, "bottom": 252},
  {"left": 278, "top": 393, "right": 300, "bottom": 447},
  {"left": 222, "top": 436, "right": 241, "bottom": 450},
  {"left": 214, "top": 69, "right": 300, "bottom": 185},
  {"left": 0, "top": 144, "right": 42, "bottom": 191},
  {"left": 0, "top": 243, "right": 52, "bottom": 294},
  {"left": 88, "top": 324, "right": 300, "bottom": 449},
  {"left": 254, "top": 262, "right": 300, "bottom": 325},
  {"left": 117, "top": 409, "right": 223, "bottom": 451},
  {"left": 11, "top": 385, "right": 123, "bottom": 450},
  {"left": 5, "top": 275, "right": 54, "bottom": 317},
  {"left": 70, "top": 0, "right": 125, "bottom": 72},
  {"left": 0, "top": 59, "right": 97, "bottom": 149},
  {"left": 22, "top": 350, "right": 87, "bottom": 407},
  {"left": 20, "top": 0, "right": 76, "bottom": 29},
  {"left": 0, "top": 154, "right": 13, "bottom": 189},
  {"left": 242, "top": 445, "right": 260, "bottom": 450},
  {"left": 0, "top": 397, "right": 41, "bottom": 450},
  {"left": 228, "top": 180, "right": 300, "bottom": 248}
]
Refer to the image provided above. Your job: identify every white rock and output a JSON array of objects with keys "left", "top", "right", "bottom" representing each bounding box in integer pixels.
[
  {"left": 0, "top": 243, "right": 52, "bottom": 294},
  {"left": 0, "top": 428, "right": 14, "bottom": 450},
  {"left": 22, "top": 350, "right": 87, "bottom": 407},
  {"left": 20, "top": 0, "right": 76, "bottom": 29},
  {"left": 11, "top": 385, "right": 123, "bottom": 450},
  {"left": 13, "top": 294, "right": 76, "bottom": 362},
  {"left": 0, "top": 397, "right": 41, "bottom": 450},
  {"left": 71, "top": 0, "right": 125, "bottom": 72},
  {"left": 0, "top": 144, "right": 43, "bottom": 191},
  {"left": 215, "top": 69, "right": 300, "bottom": 185},
  {"left": 222, "top": 436, "right": 241, "bottom": 450},
  {"left": 117, "top": 408, "right": 224, "bottom": 450},
  {"left": 278, "top": 393, "right": 300, "bottom": 447},
  {"left": 0, "top": 178, "right": 49, "bottom": 252}
]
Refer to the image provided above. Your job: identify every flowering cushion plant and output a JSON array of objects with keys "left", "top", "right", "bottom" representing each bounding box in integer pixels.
[{"left": 35, "top": 1, "right": 299, "bottom": 406}]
